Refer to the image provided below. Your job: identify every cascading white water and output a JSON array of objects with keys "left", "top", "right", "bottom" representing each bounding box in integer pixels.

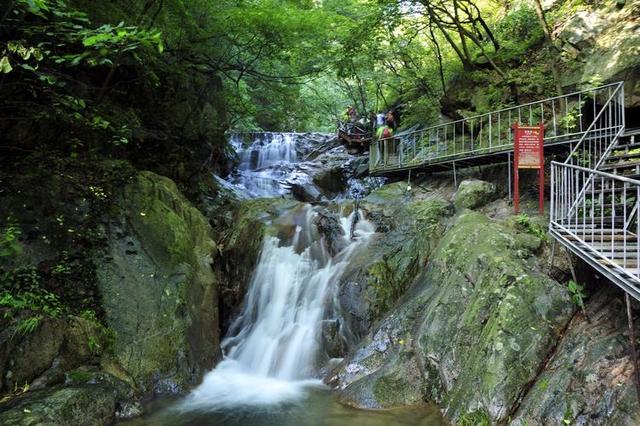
[
  {"left": 230, "top": 133, "right": 299, "bottom": 197},
  {"left": 182, "top": 205, "right": 374, "bottom": 410}
]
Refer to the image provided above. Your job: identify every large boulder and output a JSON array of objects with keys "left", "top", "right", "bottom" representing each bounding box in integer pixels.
[
  {"left": 332, "top": 212, "right": 575, "bottom": 424},
  {"left": 96, "top": 171, "right": 219, "bottom": 394},
  {"left": 0, "top": 371, "right": 133, "bottom": 426},
  {"left": 0, "top": 315, "right": 108, "bottom": 393},
  {"left": 454, "top": 179, "right": 496, "bottom": 210},
  {"left": 555, "top": 3, "right": 640, "bottom": 106}
]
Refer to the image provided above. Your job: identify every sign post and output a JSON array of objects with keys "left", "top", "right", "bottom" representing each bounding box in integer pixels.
[{"left": 513, "top": 123, "right": 544, "bottom": 214}]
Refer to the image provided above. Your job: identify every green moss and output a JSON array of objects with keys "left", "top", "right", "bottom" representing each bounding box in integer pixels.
[{"left": 367, "top": 197, "right": 451, "bottom": 318}]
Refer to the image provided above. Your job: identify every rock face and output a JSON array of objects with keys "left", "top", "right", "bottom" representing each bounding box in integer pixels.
[
  {"left": 96, "top": 171, "right": 220, "bottom": 394},
  {"left": 555, "top": 2, "right": 640, "bottom": 106},
  {"left": 512, "top": 287, "right": 640, "bottom": 425},
  {"left": 214, "top": 197, "right": 300, "bottom": 329},
  {"left": 337, "top": 182, "right": 454, "bottom": 344},
  {"left": 454, "top": 179, "right": 496, "bottom": 210},
  {"left": 332, "top": 211, "right": 575, "bottom": 423}
]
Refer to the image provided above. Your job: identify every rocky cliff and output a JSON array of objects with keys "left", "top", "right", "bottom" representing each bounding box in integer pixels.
[{"left": 329, "top": 178, "right": 640, "bottom": 425}]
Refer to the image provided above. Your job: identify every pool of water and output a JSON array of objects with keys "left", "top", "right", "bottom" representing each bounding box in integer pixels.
[{"left": 119, "top": 387, "right": 447, "bottom": 426}]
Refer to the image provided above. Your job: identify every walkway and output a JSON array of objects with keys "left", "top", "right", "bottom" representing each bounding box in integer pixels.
[{"left": 370, "top": 82, "right": 640, "bottom": 301}]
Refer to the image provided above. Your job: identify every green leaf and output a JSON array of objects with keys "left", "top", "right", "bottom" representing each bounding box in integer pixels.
[{"left": 0, "top": 56, "right": 12, "bottom": 74}]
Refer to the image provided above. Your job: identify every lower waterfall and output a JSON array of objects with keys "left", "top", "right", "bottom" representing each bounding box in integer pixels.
[{"left": 182, "top": 205, "right": 375, "bottom": 409}]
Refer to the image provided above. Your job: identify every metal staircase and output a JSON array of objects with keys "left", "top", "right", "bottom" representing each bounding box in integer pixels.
[{"left": 550, "top": 125, "right": 640, "bottom": 300}]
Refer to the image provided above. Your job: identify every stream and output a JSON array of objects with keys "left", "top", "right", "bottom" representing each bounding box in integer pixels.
[{"left": 120, "top": 133, "right": 445, "bottom": 425}]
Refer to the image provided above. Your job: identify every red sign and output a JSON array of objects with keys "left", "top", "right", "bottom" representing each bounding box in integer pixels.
[
  {"left": 515, "top": 126, "right": 544, "bottom": 169},
  {"left": 513, "top": 123, "right": 545, "bottom": 214}
]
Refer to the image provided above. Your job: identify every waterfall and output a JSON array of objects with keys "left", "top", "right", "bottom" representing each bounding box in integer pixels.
[
  {"left": 230, "top": 133, "right": 299, "bottom": 197},
  {"left": 182, "top": 205, "right": 374, "bottom": 409}
]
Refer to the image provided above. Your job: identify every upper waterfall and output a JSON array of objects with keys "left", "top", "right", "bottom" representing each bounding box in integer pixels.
[{"left": 226, "top": 132, "right": 384, "bottom": 200}]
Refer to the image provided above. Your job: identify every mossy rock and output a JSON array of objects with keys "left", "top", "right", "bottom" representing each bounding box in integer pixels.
[
  {"left": 96, "top": 171, "right": 219, "bottom": 394},
  {"left": 512, "top": 288, "right": 640, "bottom": 425},
  {"left": 334, "top": 211, "right": 574, "bottom": 424},
  {"left": 454, "top": 179, "right": 496, "bottom": 210},
  {"left": 0, "top": 370, "right": 132, "bottom": 426}
]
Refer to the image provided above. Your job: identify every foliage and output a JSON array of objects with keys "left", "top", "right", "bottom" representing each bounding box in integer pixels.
[
  {"left": 0, "top": 287, "right": 64, "bottom": 319},
  {"left": 494, "top": 5, "right": 545, "bottom": 63},
  {"left": 567, "top": 279, "right": 587, "bottom": 310},
  {"left": 459, "top": 409, "right": 491, "bottom": 426},
  {"left": 0, "top": 261, "right": 65, "bottom": 336},
  {"left": 14, "top": 314, "right": 43, "bottom": 335},
  {"left": 0, "top": 222, "right": 23, "bottom": 258},
  {"left": 0, "top": 0, "right": 164, "bottom": 153},
  {"left": 1, "top": 0, "right": 586, "bottom": 134},
  {"left": 515, "top": 213, "right": 548, "bottom": 242}
]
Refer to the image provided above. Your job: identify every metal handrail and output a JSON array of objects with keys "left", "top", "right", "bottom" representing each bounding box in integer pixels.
[
  {"left": 564, "top": 82, "right": 625, "bottom": 166},
  {"left": 561, "top": 83, "right": 625, "bottom": 217},
  {"left": 370, "top": 82, "right": 625, "bottom": 173},
  {"left": 552, "top": 161, "right": 640, "bottom": 186}
]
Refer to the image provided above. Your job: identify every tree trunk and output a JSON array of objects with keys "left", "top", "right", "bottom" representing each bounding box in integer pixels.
[{"left": 533, "top": 0, "right": 563, "bottom": 96}]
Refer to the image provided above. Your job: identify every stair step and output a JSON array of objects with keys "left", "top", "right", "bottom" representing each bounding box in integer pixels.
[
  {"left": 589, "top": 242, "right": 640, "bottom": 251},
  {"left": 566, "top": 217, "right": 627, "bottom": 223},
  {"left": 622, "top": 127, "right": 640, "bottom": 138},
  {"left": 600, "top": 160, "right": 640, "bottom": 171},
  {"left": 606, "top": 152, "right": 640, "bottom": 161},
  {"left": 597, "top": 258, "right": 640, "bottom": 268},
  {"left": 613, "top": 140, "right": 640, "bottom": 151},
  {"left": 559, "top": 232, "right": 638, "bottom": 242},
  {"left": 583, "top": 203, "right": 636, "bottom": 209}
]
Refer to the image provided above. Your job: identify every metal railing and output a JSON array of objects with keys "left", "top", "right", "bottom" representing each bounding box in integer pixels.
[
  {"left": 564, "top": 82, "right": 625, "bottom": 169},
  {"left": 369, "top": 82, "right": 625, "bottom": 173},
  {"left": 550, "top": 161, "right": 639, "bottom": 287}
]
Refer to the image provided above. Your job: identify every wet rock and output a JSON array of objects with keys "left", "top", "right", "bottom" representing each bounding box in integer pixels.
[
  {"left": 333, "top": 212, "right": 575, "bottom": 424},
  {"left": 454, "top": 179, "right": 496, "bottom": 210},
  {"left": 215, "top": 198, "right": 301, "bottom": 329},
  {"left": 321, "top": 320, "right": 348, "bottom": 358},
  {"left": 337, "top": 191, "right": 453, "bottom": 343},
  {"left": 352, "top": 157, "right": 370, "bottom": 178},
  {"left": 314, "top": 211, "right": 347, "bottom": 256},
  {"left": 290, "top": 183, "right": 324, "bottom": 202},
  {"left": 313, "top": 168, "right": 348, "bottom": 198}
]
